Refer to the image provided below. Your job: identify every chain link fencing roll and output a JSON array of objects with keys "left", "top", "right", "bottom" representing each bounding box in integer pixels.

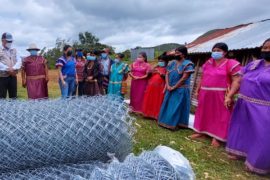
[
  {"left": 0, "top": 96, "right": 135, "bottom": 173},
  {"left": 0, "top": 146, "right": 195, "bottom": 180}
]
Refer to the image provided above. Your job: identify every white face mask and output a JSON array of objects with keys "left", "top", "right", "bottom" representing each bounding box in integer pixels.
[{"left": 5, "top": 42, "right": 12, "bottom": 49}]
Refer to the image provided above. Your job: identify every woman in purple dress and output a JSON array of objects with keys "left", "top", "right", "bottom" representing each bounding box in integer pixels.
[{"left": 226, "top": 38, "right": 270, "bottom": 175}]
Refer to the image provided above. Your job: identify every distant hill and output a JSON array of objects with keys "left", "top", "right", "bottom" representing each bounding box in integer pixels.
[
  {"left": 153, "top": 43, "right": 182, "bottom": 52},
  {"left": 131, "top": 43, "right": 182, "bottom": 53}
]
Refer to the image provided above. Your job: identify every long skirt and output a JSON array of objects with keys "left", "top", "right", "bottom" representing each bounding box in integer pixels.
[
  {"left": 158, "top": 88, "right": 190, "bottom": 129},
  {"left": 130, "top": 79, "right": 148, "bottom": 113},
  {"left": 84, "top": 81, "right": 100, "bottom": 96},
  {"left": 226, "top": 98, "right": 270, "bottom": 174},
  {"left": 194, "top": 89, "right": 231, "bottom": 141},
  {"left": 27, "top": 78, "right": 48, "bottom": 99},
  {"left": 142, "top": 79, "right": 165, "bottom": 120}
]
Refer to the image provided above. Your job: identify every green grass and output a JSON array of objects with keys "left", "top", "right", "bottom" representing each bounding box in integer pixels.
[
  {"left": 133, "top": 115, "right": 270, "bottom": 180},
  {"left": 16, "top": 70, "right": 270, "bottom": 180}
]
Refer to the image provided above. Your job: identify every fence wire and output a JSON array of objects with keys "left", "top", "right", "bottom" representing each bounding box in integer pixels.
[
  {"left": 0, "top": 96, "right": 195, "bottom": 180},
  {"left": 0, "top": 96, "right": 134, "bottom": 173}
]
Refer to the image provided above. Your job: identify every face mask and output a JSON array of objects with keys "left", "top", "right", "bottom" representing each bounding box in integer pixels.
[
  {"left": 5, "top": 42, "right": 12, "bottom": 49},
  {"left": 114, "top": 59, "right": 120, "bottom": 63},
  {"left": 77, "top": 51, "right": 83, "bottom": 57},
  {"left": 158, "top": 62, "right": 165, "bottom": 67},
  {"left": 101, "top": 53, "right": 108, "bottom": 59},
  {"left": 29, "top": 50, "right": 38, "bottom": 56},
  {"left": 137, "top": 58, "right": 144, "bottom": 62},
  {"left": 66, "top": 50, "right": 73, "bottom": 56},
  {"left": 211, "top": 52, "right": 223, "bottom": 60},
  {"left": 174, "top": 55, "right": 182, "bottom": 60},
  {"left": 87, "top": 55, "right": 96, "bottom": 61},
  {"left": 261, "top": 51, "right": 270, "bottom": 61}
]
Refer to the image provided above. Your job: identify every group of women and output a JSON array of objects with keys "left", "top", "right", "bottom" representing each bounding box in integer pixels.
[
  {"left": 129, "top": 47, "right": 195, "bottom": 131},
  {"left": 130, "top": 39, "right": 270, "bottom": 175},
  {"left": 54, "top": 45, "right": 130, "bottom": 98},
  {"left": 20, "top": 38, "right": 270, "bottom": 175}
]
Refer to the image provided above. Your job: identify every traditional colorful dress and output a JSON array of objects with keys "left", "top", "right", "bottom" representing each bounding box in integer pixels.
[
  {"left": 226, "top": 60, "right": 270, "bottom": 175},
  {"left": 194, "top": 58, "right": 241, "bottom": 141},
  {"left": 22, "top": 56, "right": 48, "bottom": 99},
  {"left": 142, "top": 66, "right": 166, "bottom": 120},
  {"left": 73, "top": 58, "right": 86, "bottom": 96},
  {"left": 108, "top": 62, "right": 129, "bottom": 97},
  {"left": 158, "top": 60, "right": 194, "bottom": 129},
  {"left": 130, "top": 61, "right": 151, "bottom": 113},
  {"left": 83, "top": 61, "right": 100, "bottom": 96}
]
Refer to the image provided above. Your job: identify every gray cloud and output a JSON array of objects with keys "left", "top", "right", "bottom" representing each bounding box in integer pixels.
[{"left": 0, "top": 0, "right": 269, "bottom": 55}]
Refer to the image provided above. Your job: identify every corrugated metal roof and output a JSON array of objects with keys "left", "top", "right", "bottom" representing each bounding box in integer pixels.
[{"left": 188, "top": 20, "right": 270, "bottom": 53}]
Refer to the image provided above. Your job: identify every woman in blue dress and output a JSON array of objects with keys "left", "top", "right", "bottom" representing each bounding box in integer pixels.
[
  {"left": 108, "top": 53, "right": 129, "bottom": 98},
  {"left": 158, "top": 46, "right": 194, "bottom": 130}
]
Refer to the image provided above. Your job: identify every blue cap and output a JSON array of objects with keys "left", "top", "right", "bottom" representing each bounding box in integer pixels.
[{"left": 1, "top": 32, "right": 13, "bottom": 42}]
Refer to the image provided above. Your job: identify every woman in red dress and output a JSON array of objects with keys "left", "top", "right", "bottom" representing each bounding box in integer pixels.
[{"left": 142, "top": 54, "right": 167, "bottom": 120}]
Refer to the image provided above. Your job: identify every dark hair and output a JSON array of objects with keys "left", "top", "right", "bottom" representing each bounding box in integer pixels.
[
  {"left": 89, "top": 50, "right": 100, "bottom": 56},
  {"left": 139, "top": 52, "right": 147, "bottom": 62},
  {"left": 63, "top": 45, "right": 71, "bottom": 51},
  {"left": 158, "top": 54, "right": 169, "bottom": 66},
  {"left": 212, "top": 42, "right": 228, "bottom": 52},
  {"left": 117, "top": 53, "right": 125, "bottom": 59},
  {"left": 158, "top": 52, "right": 175, "bottom": 61},
  {"left": 262, "top": 38, "right": 270, "bottom": 47},
  {"left": 175, "top": 46, "right": 188, "bottom": 57},
  {"left": 158, "top": 53, "right": 167, "bottom": 60}
]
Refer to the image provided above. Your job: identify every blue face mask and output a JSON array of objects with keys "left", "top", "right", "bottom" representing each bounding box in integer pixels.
[
  {"left": 101, "top": 53, "right": 108, "bottom": 59},
  {"left": 158, "top": 62, "right": 165, "bottom": 67},
  {"left": 114, "top": 59, "right": 120, "bottom": 63},
  {"left": 29, "top": 50, "right": 38, "bottom": 56},
  {"left": 77, "top": 51, "right": 83, "bottom": 57},
  {"left": 211, "top": 52, "right": 223, "bottom": 60},
  {"left": 87, "top": 55, "right": 96, "bottom": 61}
]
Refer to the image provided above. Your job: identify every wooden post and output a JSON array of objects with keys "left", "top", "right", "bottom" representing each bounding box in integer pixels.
[{"left": 190, "top": 58, "right": 200, "bottom": 107}]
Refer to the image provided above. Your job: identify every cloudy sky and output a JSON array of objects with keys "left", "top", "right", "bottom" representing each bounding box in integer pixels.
[{"left": 0, "top": 0, "right": 269, "bottom": 55}]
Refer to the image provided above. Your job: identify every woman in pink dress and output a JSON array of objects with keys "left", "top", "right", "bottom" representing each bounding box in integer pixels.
[
  {"left": 191, "top": 43, "right": 241, "bottom": 147},
  {"left": 129, "top": 52, "right": 151, "bottom": 114}
]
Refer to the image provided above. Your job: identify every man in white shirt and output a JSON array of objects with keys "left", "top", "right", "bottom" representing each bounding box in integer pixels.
[{"left": 0, "top": 32, "right": 22, "bottom": 98}]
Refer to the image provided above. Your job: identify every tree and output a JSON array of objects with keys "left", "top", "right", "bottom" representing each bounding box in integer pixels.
[
  {"left": 43, "top": 38, "right": 68, "bottom": 69},
  {"left": 42, "top": 32, "right": 115, "bottom": 69},
  {"left": 73, "top": 32, "right": 115, "bottom": 54},
  {"left": 122, "top": 49, "right": 131, "bottom": 61}
]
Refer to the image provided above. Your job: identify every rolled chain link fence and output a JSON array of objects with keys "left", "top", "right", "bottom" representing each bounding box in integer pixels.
[
  {"left": 0, "top": 96, "right": 134, "bottom": 172},
  {"left": 0, "top": 146, "right": 195, "bottom": 180},
  {"left": 0, "top": 96, "right": 195, "bottom": 179}
]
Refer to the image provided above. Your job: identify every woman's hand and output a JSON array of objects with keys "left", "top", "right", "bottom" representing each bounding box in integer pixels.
[
  {"left": 22, "top": 79, "right": 26, "bottom": 88},
  {"left": 194, "top": 92, "right": 199, "bottom": 99},
  {"left": 87, "top": 76, "right": 93, "bottom": 81},
  {"left": 46, "top": 76, "right": 49, "bottom": 83},
  {"left": 132, "top": 76, "right": 139, "bottom": 80},
  {"left": 224, "top": 96, "right": 233, "bottom": 109},
  {"left": 61, "top": 80, "right": 66, "bottom": 87},
  {"left": 167, "top": 85, "right": 173, "bottom": 91}
]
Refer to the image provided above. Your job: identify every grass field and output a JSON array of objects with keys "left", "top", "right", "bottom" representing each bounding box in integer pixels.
[{"left": 16, "top": 70, "right": 269, "bottom": 180}]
